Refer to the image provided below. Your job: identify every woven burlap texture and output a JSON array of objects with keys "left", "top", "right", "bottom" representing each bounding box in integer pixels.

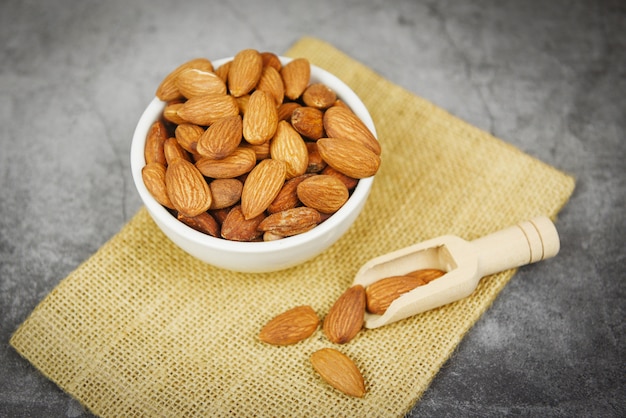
[{"left": 11, "top": 37, "right": 575, "bottom": 417}]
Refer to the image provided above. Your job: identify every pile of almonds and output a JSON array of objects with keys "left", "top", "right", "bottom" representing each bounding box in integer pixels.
[
  {"left": 259, "top": 268, "right": 446, "bottom": 398},
  {"left": 142, "top": 49, "right": 381, "bottom": 242}
]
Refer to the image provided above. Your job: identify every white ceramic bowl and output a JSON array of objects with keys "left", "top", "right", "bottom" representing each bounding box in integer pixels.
[{"left": 130, "top": 56, "right": 377, "bottom": 272}]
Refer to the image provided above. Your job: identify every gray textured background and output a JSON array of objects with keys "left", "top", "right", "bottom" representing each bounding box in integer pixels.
[{"left": 1, "top": 0, "right": 624, "bottom": 416}]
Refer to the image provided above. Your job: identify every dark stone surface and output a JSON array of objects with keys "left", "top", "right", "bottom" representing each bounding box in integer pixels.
[{"left": 1, "top": 0, "right": 623, "bottom": 416}]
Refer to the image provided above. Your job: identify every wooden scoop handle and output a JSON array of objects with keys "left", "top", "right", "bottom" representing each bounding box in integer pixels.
[{"left": 471, "top": 216, "right": 560, "bottom": 278}]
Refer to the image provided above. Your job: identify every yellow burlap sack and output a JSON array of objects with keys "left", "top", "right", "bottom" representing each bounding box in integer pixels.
[{"left": 11, "top": 37, "right": 575, "bottom": 417}]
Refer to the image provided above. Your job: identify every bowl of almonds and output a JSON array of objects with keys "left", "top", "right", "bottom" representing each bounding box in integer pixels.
[{"left": 130, "top": 49, "right": 381, "bottom": 272}]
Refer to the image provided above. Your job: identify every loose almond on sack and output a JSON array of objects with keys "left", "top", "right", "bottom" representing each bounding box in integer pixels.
[{"left": 258, "top": 269, "right": 446, "bottom": 398}]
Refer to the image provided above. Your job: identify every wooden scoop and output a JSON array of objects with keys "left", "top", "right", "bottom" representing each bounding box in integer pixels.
[{"left": 353, "top": 217, "right": 560, "bottom": 329}]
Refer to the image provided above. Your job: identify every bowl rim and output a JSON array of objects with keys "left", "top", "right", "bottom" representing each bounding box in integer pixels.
[{"left": 130, "top": 56, "right": 377, "bottom": 254}]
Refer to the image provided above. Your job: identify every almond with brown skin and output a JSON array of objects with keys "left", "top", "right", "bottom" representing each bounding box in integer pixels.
[
  {"left": 163, "top": 101, "right": 187, "bottom": 125},
  {"left": 260, "top": 51, "right": 282, "bottom": 72},
  {"left": 144, "top": 120, "right": 167, "bottom": 165},
  {"left": 321, "top": 166, "right": 358, "bottom": 190},
  {"left": 196, "top": 115, "right": 243, "bottom": 160},
  {"left": 323, "top": 105, "right": 381, "bottom": 155},
  {"left": 258, "top": 305, "right": 319, "bottom": 346},
  {"left": 297, "top": 174, "right": 349, "bottom": 214},
  {"left": 175, "top": 123, "right": 204, "bottom": 154},
  {"left": 256, "top": 66, "right": 284, "bottom": 106},
  {"left": 241, "top": 141, "right": 270, "bottom": 160},
  {"left": 277, "top": 102, "right": 301, "bottom": 122},
  {"left": 291, "top": 106, "right": 324, "bottom": 140},
  {"left": 306, "top": 142, "right": 327, "bottom": 173},
  {"left": 270, "top": 120, "right": 309, "bottom": 179},
  {"left": 178, "top": 93, "right": 239, "bottom": 126},
  {"left": 163, "top": 137, "right": 191, "bottom": 164},
  {"left": 243, "top": 90, "right": 278, "bottom": 145},
  {"left": 267, "top": 173, "right": 314, "bottom": 214},
  {"left": 405, "top": 268, "right": 447, "bottom": 284},
  {"left": 220, "top": 205, "right": 265, "bottom": 241},
  {"left": 210, "top": 207, "right": 230, "bottom": 225},
  {"left": 310, "top": 348, "right": 366, "bottom": 398},
  {"left": 258, "top": 207, "right": 321, "bottom": 237},
  {"left": 195, "top": 147, "right": 257, "bottom": 179},
  {"left": 281, "top": 58, "right": 310, "bottom": 100},
  {"left": 214, "top": 59, "right": 230, "bottom": 81},
  {"left": 233, "top": 94, "right": 248, "bottom": 116},
  {"left": 156, "top": 58, "right": 214, "bottom": 102},
  {"left": 177, "top": 211, "right": 220, "bottom": 237},
  {"left": 241, "top": 158, "right": 286, "bottom": 219},
  {"left": 165, "top": 158, "right": 212, "bottom": 217},
  {"left": 332, "top": 99, "right": 352, "bottom": 112},
  {"left": 317, "top": 138, "right": 381, "bottom": 179},
  {"left": 228, "top": 48, "right": 263, "bottom": 97},
  {"left": 323, "top": 285, "right": 366, "bottom": 344},
  {"left": 176, "top": 68, "right": 227, "bottom": 98},
  {"left": 209, "top": 178, "right": 243, "bottom": 210},
  {"left": 365, "top": 269, "right": 446, "bottom": 314},
  {"left": 302, "top": 83, "right": 337, "bottom": 109},
  {"left": 142, "top": 162, "right": 174, "bottom": 209}
]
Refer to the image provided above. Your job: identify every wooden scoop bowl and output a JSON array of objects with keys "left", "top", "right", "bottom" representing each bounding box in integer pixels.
[{"left": 353, "top": 217, "right": 560, "bottom": 329}]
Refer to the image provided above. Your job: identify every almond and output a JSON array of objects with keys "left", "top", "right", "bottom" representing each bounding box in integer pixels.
[
  {"left": 281, "top": 58, "right": 310, "bottom": 100},
  {"left": 267, "top": 173, "right": 314, "bottom": 214},
  {"left": 178, "top": 93, "right": 239, "bottom": 126},
  {"left": 163, "top": 101, "right": 187, "bottom": 125},
  {"left": 260, "top": 51, "right": 282, "bottom": 72},
  {"left": 209, "top": 178, "right": 243, "bottom": 210},
  {"left": 310, "top": 348, "right": 366, "bottom": 398},
  {"left": 177, "top": 211, "right": 220, "bottom": 237},
  {"left": 316, "top": 138, "right": 381, "bottom": 179},
  {"left": 240, "top": 158, "right": 286, "bottom": 219},
  {"left": 235, "top": 94, "right": 250, "bottom": 115},
  {"left": 306, "top": 142, "right": 327, "bottom": 173},
  {"left": 258, "top": 207, "right": 321, "bottom": 237},
  {"left": 277, "top": 102, "right": 301, "bottom": 122},
  {"left": 241, "top": 141, "right": 270, "bottom": 160},
  {"left": 174, "top": 123, "right": 204, "bottom": 154},
  {"left": 228, "top": 48, "right": 263, "bottom": 97},
  {"left": 142, "top": 162, "right": 174, "bottom": 209},
  {"left": 163, "top": 137, "right": 191, "bottom": 164},
  {"left": 210, "top": 207, "right": 230, "bottom": 225},
  {"left": 196, "top": 115, "right": 243, "bottom": 159},
  {"left": 323, "top": 105, "right": 381, "bottom": 155},
  {"left": 365, "top": 269, "right": 446, "bottom": 314},
  {"left": 243, "top": 90, "right": 279, "bottom": 145},
  {"left": 195, "top": 146, "right": 257, "bottom": 179},
  {"left": 321, "top": 166, "right": 358, "bottom": 190},
  {"left": 214, "top": 60, "right": 231, "bottom": 83},
  {"left": 165, "top": 158, "right": 212, "bottom": 217},
  {"left": 297, "top": 174, "right": 349, "bottom": 214},
  {"left": 332, "top": 99, "right": 352, "bottom": 112},
  {"left": 270, "top": 120, "right": 309, "bottom": 179},
  {"left": 406, "top": 268, "right": 447, "bottom": 284},
  {"left": 302, "top": 83, "right": 337, "bottom": 109},
  {"left": 176, "top": 68, "right": 227, "bottom": 98},
  {"left": 291, "top": 106, "right": 325, "bottom": 140},
  {"left": 258, "top": 305, "right": 319, "bottom": 346},
  {"left": 156, "top": 58, "right": 214, "bottom": 101},
  {"left": 144, "top": 120, "right": 167, "bottom": 165},
  {"left": 256, "top": 66, "right": 284, "bottom": 106},
  {"left": 323, "top": 285, "right": 366, "bottom": 344},
  {"left": 220, "top": 205, "right": 264, "bottom": 241}
]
